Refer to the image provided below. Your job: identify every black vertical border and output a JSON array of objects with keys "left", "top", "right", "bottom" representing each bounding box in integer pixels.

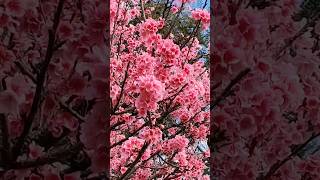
[
  {"left": 209, "top": 0, "right": 214, "bottom": 178},
  {"left": 106, "top": 0, "right": 111, "bottom": 179}
]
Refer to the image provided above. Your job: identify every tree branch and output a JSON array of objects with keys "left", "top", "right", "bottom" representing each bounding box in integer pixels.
[
  {"left": 140, "top": 0, "right": 146, "bottom": 21},
  {"left": 210, "top": 68, "right": 251, "bottom": 110},
  {"left": 109, "top": 123, "right": 147, "bottom": 149},
  {"left": 0, "top": 114, "right": 10, "bottom": 168},
  {"left": 14, "top": 61, "right": 37, "bottom": 83},
  {"left": 56, "top": 97, "right": 85, "bottom": 123},
  {"left": 12, "top": 0, "right": 65, "bottom": 160},
  {"left": 273, "top": 12, "right": 320, "bottom": 60},
  {"left": 10, "top": 143, "right": 81, "bottom": 170},
  {"left": 261, "top": 132, "right": 320, "bottom": 180},
  {"left": 112, "top": 62, "right": 130, "bottom": 114},
  {"left": 164, "top": 3, "right": 185, "bottom": 39},
  {"left": 120, "top": 143, "right": 149, "bottom": 180}
]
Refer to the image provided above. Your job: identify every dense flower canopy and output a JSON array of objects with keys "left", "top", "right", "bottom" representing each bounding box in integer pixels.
[
  {"left": 110, "top": 0, "right": 210, "bottom": 179},
  {"left": 0, "top": 0, "right": 107, "bottom": 179},
  {"left": 211, "top": 0, "right": 320, "bottom": 179}
]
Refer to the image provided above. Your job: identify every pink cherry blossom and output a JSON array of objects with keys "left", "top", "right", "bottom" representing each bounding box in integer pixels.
[{"left": 110, "top": 0, "right": 209, "bottom": 178}]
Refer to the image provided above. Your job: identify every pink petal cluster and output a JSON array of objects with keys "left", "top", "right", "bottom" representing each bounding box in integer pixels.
[
  {"left": 191, "top": 9, "right": 210, "bottom": 29},
  {"left": 170, "top": 73, "right": 186, "bottom": 87},
  {"left": 135, "top": 75, "right": 166, "bottom": 116},
  {"left": 122, "top": 137, "right": 145, "bottom": 154},
  {"left": 140, "top": 18, "right": 163, "bottom": 39},
  {"left": 140, "top": 127, "right": 163, "bottom": 143},
  {"left": 174, "top": 150, "right": 188, "bottom": 166},
  {"left": 156, "top": 39, "right": 181, "bottom": 65},
  {"left": 163, "top": 135, "right": 189, "bottom": 153},
  {"left": 171, "top": 6, "right": 179, "bottom": 14},
  {"left": 110, "top": 0, "right": 209, "bottom": 178},
  {"left": 178, "top": 0, "right": 195, "bottom": 3}
]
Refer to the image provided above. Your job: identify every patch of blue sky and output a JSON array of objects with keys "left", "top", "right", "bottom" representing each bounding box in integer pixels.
[{"left": 191, "top": 0, "right": 210, "bottom": 10}]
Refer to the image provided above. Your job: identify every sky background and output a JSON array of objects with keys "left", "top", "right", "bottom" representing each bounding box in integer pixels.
[{"left": 191, "top": 0, "right": 210, "bottom": 9}]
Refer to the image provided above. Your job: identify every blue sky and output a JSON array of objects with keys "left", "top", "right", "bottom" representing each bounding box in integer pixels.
[{"left": 191, "top": 0, "right": 210, "bottom": 10}]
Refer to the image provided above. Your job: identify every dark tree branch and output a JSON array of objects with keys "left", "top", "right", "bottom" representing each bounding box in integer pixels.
[
  {"left": 112, "top": 62, "right": 130, "bottom": 114},
  {"left": 181, "top": 0, "right": 208, "bottom": 50},
  {"left": 181, "top": 20, "right": 201, "bottom": 49},
  {"left": 10, "top": 143, "right": 81, "bottom": 170},
  {"left": 0, "top": 114, "right": 10, "bottom": 168},
  {"left": 157, "top": 154, "right": 180, "bottom": 169},
  {"left": 161, "top": 0, "right": 171, "bottom": 18},
  {"left": 140, "top": 0, "right": 146, "bottom": 21},
  {"left": 111, "top": 121, "right": 125, "bottom": 130},
  {"left": 273, "top": 12, "right": 320, "bottom": 60},
  {"left": 164, "top": 3, "right": 185, "bottom": 39},
  {"left": 14, "top": 61, "right": 37, "bottom": 83},
  {"left": 120, "top": 143, "right": 149, "bottom": 180},
  {"left": 159, "top": 83, "right": 188, "bottom": 103},
  {"left": 56, "top": 97, "right": 85, "bottom": 122},
  {"left": 210, "top": 68, "right": 251, "bottom": 110},
  {"left": 109, "top": 123, "right": 147, "bottom": 149},
  {"left": 261, "top": 132, "right": 320, "bottom": 180},
  {"left": 12, "top": 0, "right": 65, "bottom": 160}
]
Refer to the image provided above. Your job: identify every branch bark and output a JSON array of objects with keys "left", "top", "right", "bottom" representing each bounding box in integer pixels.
[
  {"left": 164, "top": 3, "right": 185, "bottom": 39},
  {"left": 0, "top": 114, "right": 10, "bottom": 168},
  {"left": 10, "top": 143, "right": 81, "bottom": 170},
  {"left": 210, "top": 68, "right": 251, "bottom": 110},
  {"left": 12, "top": 0, "right": 65, "bottom": 160},
  {"left": 140, "top": 0, "right": 146, "bottom": 21},
  {"left": 261, "top": 132, "right": 320, "bottom": 180},
  {"left": 112, "top": 62, "right": 130, "bottom": 114},
  {"left": 120, "top": 143, "right": 149, "bottom": 180}
]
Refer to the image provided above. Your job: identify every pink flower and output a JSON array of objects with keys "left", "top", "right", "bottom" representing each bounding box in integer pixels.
[
  {"left": 191, "top": 9, "right": 210, "bottom": 29},
  {"left": 135, "top": 75, "right": 165, "bottom": 116},
  {"left": 28, "top": 142, "right": 44, "bottom": 159},
  {"left": 171, "top": 6, "right": 179, "bottom": 14},
  {"left": 140, "top": 127, "right": 162, "bottom": 143}
]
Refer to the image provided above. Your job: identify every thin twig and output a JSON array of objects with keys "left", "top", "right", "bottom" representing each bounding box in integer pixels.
[
  {"left": 12, "top": 0, "right": 65, "bottom": 160},
  {"left": 261, "top": 132, "right": 320, "bottom": 180},
  {"left": 0, "top": 114, "right": 10, "bottom": 168},
  {"left": 112, "top": 62, "right": 130, "bottom": 113},
  {"left": 273, "top": 12, "right": 320, "bottom": 60},
  {"left": 164, "top": 3, "right": 185, "bottom": 39},
  {"left": 211, "top": 68, "right": 251, "bottom": 110},
  {"left": 109, "top": 123, "right": 147, "bottom": 149},
  {"left": 140, "top": 0, "right": 146, "bottom": 21},
  {"left": 14, "top": 61, "right": 37, "bottom": 83},
  {"left": 157, "top": 154, "right": 180, "bottom": 169},
  {"left": 56, "top": 97, "right": 85, "bottom": 122},
  {"left": 120, "top": 143, "right": 149, "bottom": 180}
]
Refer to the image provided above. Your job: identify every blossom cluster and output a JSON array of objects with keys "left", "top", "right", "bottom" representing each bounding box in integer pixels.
[
  {"left": 211, "top": 0, "right": 320, "bottom": 179},
  {"left": 135, "top": 75, "right": 166, "bottom": 116},
  {"left": 191, "top": 9, "right": 210, "bottom": 29},
  {"left": 110, "top": 0, "right": 210, "bottom": 179},
  {"left": 0, "top": 0, "right": 107, "bottom": 179}
]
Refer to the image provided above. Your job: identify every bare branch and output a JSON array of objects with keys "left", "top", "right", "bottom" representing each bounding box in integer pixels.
[
  {"left": 140, "top": 0, "right": 146, "bottom": 21},
  {"left": 211, "top": 68, "right": 251, "bottom": 110},
  {"left": 112, "top": 62, "right": 130, "bottom": 114},
  {"left": 261, "top": 132, "right": 320, "bottom": 180},
  {"left": 0, "top": 114, "right": 10, "bottom": 168},
  {"left": 120, "top": 143, "right": 149, "bottom": 180},
  {"left": 12, "top": 0, "right": 66, "bottom": 160}
]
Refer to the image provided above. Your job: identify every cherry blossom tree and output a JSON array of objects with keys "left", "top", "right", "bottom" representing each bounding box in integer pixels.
[
  {"left": 211, "top": 0, "right": 320, "bottom": 179},
  {"left": 110, "top": 0, "right": 210, "bottom": 179},
  {"left": 0, "top": 0, "right": 107, "bottom": 179}
]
